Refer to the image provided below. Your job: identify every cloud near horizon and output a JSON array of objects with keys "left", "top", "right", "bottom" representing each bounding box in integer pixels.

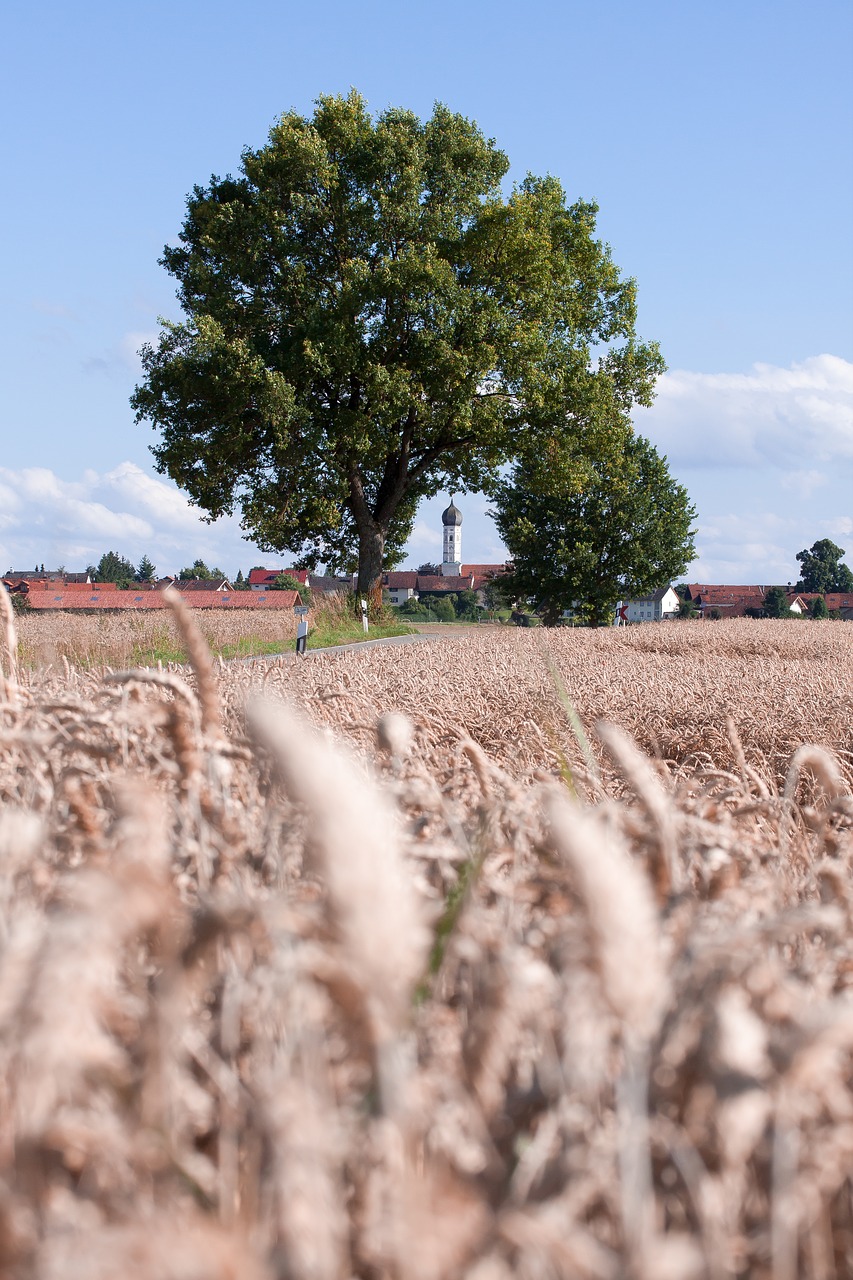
[
  {"left": 636, "top": 354, "right": 853, "bottom": 469},
  {"left": 2, "top": 355, "right": 851, "bottom": 585},
  {"left": 0, "top": 463, "right": 260, "bottom": 577}
]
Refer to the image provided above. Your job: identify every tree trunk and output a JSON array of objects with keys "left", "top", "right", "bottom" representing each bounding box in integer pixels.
[
  {"left": 349, "top": 467, "right": 391, "bottom": 605},
  {"left": 355, "top": 519, "right": 386, "bottom": 600}
]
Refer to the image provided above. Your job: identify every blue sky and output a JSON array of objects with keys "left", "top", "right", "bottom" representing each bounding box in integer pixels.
[{"left": 1, "top": 0, "right": 851, "bottom": 583}]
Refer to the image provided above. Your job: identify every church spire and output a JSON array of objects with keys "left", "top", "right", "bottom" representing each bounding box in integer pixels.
[{"left": 441, "top": 495, "right": 463, "bottom": 575}]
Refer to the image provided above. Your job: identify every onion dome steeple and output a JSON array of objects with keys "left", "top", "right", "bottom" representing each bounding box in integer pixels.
[
  {"left": 442, "top": 496, "right": 463, "bottom": 527},
  {"left": 441, "top": 495, "right": 463, "bottom": 575}
]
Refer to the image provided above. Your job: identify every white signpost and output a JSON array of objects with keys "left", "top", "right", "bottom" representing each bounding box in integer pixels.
[
  {"left": 361, "top": 598, "right": 369, "bottom": 634},
  {"left": 294, "top": 604, "right": 310, "bottom": 654}
]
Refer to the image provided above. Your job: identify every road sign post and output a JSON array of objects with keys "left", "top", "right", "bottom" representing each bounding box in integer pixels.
[
  {"left": 294, "top": 604, "right": 310, "bottom": 654},
  {"left": 361, "top": 598, "right": 368, "bottom": 634}
]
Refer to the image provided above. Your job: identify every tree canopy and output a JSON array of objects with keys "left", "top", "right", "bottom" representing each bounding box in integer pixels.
[
  {"left": 492, "top": 431, "right": 695, "bottom": 626},
  {"left": 131, "top": 91, "right": 664, "bottom": 595},
  {"left": 795, "top": 540, "right": 853, "bottom": 593}
]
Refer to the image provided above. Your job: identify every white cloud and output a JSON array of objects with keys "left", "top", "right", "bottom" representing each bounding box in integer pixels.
[
  {"left": 83, "top": 330, "right": 159, "bottom": 378},
  {"left": 637, "top": 354, "right": 853, "bottom": 469},
  {"left": 779, "top": 469, "right": 826, "bottom": 498},
  {"left": 0, "top": 463, "right": 257, "bottom": 578},
  {"left": 407, "top": 519, "right": 442, "bottom": 550}
]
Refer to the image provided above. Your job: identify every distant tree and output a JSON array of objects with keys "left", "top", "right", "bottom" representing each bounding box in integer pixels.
[
  {"left": 795, "top": 540, "right": 853, "bottom": 593},
  {"left": 179, "top": 559, "right": 226, "bottom": 580},
  {"left": 677, "top": 597, "right": 699, "bottom": 619},
  {"left": 492, "top": 431, "right": 695, "bottom": 626},
  {"left": 416, "top": 563, "right": 442, "bottom": 576},
  {"left": 93, "top": 551, "right": 136, "bottom": 587},
  {"left": 271, "top": 573, "right": 312, "bottom": 604},
  {"left": 7, "top": 589, "right": 31, "bottom": 614},
  {"left": 763, "top": 586, "right": 792, "bottom": 618},
  {"left": 454, "top": 587, "right": 480, "bottom": 619},
  {"left": 420, "top": 594, "right": 455, "bottom": 622},
  {"left": 483, "top": 574, "right": 512, "bottom": 612},
  {"left": 398, "top": 597, "right": 427, "bottom": 618},
  {"left": 233, "top": 569, "right": 247, "bottom": 589},
  {"left": 136, "top": 554, "right": 156, "bottom": 583},
  {"left": 810, "top": 595, "right": 829, "bottom": 619}
]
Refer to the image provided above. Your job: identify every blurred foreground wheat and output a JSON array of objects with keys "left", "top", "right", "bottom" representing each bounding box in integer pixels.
[{"left": 1, "top": 612, "right": 853, "bottom": 1277}]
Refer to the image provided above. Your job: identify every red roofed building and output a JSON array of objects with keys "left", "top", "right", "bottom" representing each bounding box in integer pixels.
[
  {"left": 175, "top": 577, "right": 232, "bottom": 592},
  {"left": 249, "top": 568, "right": 309, "bottom": 589},
  {"left": 790, "top": 592, "right": 853, "bottom": 617},
  {"left": 23, "top": 589, "right": 300, "bottom": 611},
  {"left": 686, "top": 585, "right": 778, "bottom": 617}
]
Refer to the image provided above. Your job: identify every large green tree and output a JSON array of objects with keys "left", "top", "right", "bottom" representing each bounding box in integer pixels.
[
  {"left": 795, "top": 540, "right": 853, "bottom": 593},
  {"left": 131, "top": 92, "right": 663, "bottom": 595},
  {"left": 492, "top": 431, "right": 695, "bottom": 626}
]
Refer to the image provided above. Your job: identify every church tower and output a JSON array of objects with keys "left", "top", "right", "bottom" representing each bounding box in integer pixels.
[{"left": 441, "top": 496, "right": 463, "bottom": 575}]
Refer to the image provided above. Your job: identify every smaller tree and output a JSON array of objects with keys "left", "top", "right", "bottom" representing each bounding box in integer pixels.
[
  {"left": 416, "top": 563, "right": 442, "bottom": 577},
  {"left": 795, "top": 540, "right": 853, "bottom": 593},
  {"left": 492, "top": 431, "right": 695, "bottom": 626},
  {"left": 763, "top": 586, "right": 792, "bottom": 618},
  {"left": 810, "top": 595, "right": 829, "bottom": 619},
  {"left": 677, "top": 597, "right": 699, "bottom": 619},
  {"left": 234, "top": 569, "right": 247, "bottom": 589}
]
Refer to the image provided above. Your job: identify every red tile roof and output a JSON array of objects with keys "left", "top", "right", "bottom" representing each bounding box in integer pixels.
[
  {"left": 793, "top": 592, "right": 853, "bottom": 610},
  {"left": 25, "top": 589, "right": 300, "bottom": 611},
  {"left": 384, "top": 572, "right": 419, "bottom": 589},
  {"left": 176, "top": 578, "right": 232, "bottom": 591},
  {"left": 461, "top": 563, "right": 509, "bottom": 577},
  {"left": 415, "top": 575, "right": 475, "bottom": 592}
]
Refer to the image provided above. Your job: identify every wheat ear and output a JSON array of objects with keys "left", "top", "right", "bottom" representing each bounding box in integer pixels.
[
  {"left": 249, "top": 699, "right": 429, "bottom": 1051},
  {"left": 162, "top": 587, "right": 222, "bottom": 740},
  {"left": 0, "top": 583, "right": 19, "bottom": 701}
]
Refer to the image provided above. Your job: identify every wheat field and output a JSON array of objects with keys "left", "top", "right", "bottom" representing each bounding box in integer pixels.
[{"left": 2, "top": 596, "right": 853, "bottom": 1278}]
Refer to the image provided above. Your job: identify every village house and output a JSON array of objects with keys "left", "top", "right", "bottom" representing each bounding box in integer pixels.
[
  {"left": 247, "top": 568, "right": 350, "bottom": 595},
  {"left": 623, "top": 586, "right": 680, "bottom": 623},
  {"left": 14, "top": 587, "right": 301, "bottom": 612}
]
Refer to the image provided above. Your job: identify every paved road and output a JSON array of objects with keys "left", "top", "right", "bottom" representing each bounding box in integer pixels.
[{"left": 238, "top": 630, "right": 437, "bottom": 664}]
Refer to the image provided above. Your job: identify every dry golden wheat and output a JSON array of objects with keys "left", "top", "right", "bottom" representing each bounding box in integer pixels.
[{"left": 0, "top": 613, "right": 851, "bottom": 1276}]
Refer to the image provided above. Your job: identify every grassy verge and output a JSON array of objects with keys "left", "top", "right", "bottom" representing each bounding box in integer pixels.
[
  {"left": 14, "top": 597, "right": 417, "bottom": 670},
  {"left": 125, "top": 624, "right": 416, "bottom": 666},
  {"left": 306, "top": 617, "right": 415, "bottom": 649}
]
